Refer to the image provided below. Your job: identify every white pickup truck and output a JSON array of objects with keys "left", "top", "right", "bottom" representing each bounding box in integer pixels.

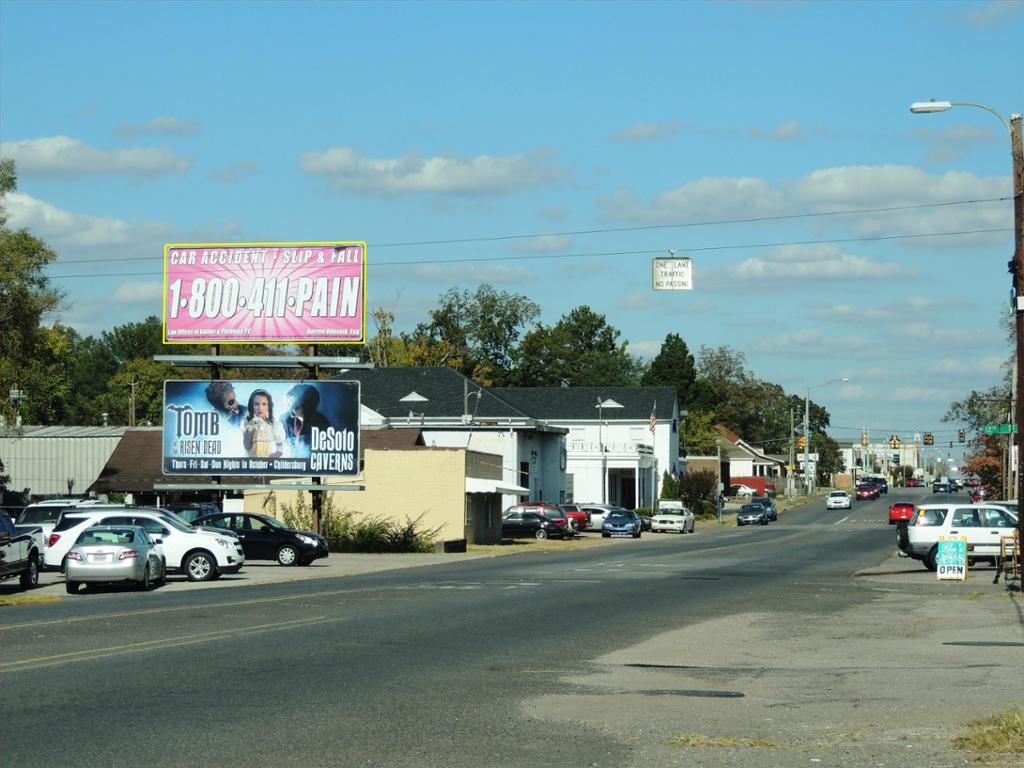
[{"left": 0, "top": 511, "right": 42, "bottom": 589}]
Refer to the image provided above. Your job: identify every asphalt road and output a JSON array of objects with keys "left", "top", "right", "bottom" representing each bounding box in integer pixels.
[{"left": 2, "top": 488, "right": 1021, "bottom": 768}]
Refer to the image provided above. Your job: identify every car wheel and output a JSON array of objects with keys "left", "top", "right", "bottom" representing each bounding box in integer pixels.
[
  {"left": 140, "top": 564, "right": 151, "bottom": 591},
  {"left": 276, "top": 544, "right": 299, "bottom": 566},
  {"left": 20, "top": 555, "right": 39, "bottom": 588},
  {"left": 761, "top": 517, "right": 768, "bottom": 526},
  {"left": 157, "top": 558, "right": 167, "bottom": 585},
  {"left": 924, "top": 546, "right": 938, "bottom": 572},
  {"left": 65, "top": 580, "right": 79, "bottom": 594},
  {"left": 534, "top": 529, "right": 548, "bottom": 540},
  {"left": 184, "top": 551, "right": 217, "bottom": 582},
  {"left": 633, "top": 529, "right": 641, "bottom": 538},
  {"left": 602, "top": 532, "right": 610, "bottom": 538}
]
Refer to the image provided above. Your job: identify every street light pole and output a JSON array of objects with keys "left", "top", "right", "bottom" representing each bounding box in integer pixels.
[{"left": 910, "top": 100, "right": 1024, "bottom": 559}]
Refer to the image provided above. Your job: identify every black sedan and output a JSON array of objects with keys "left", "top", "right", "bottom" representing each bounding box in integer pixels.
[
  {"left": 501, "top": 511, "right": 565, "bottom": 540},
  {"left": 192, "top": 513, "right": 328, "bottom": 566}
]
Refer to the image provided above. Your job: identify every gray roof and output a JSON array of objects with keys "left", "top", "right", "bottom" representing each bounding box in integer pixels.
[
  {"left": 334, "top": 367, "right": 676, "bottom": 422},
  {"left": 490, "top": 386, "right": 677, "bottom": 421},
  {"left": 2, "top": 425, "right": 135, "bottom": 438}
]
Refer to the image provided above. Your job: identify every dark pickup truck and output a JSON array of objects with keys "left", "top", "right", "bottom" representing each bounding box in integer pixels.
[{"left": 0, "top": 511, "right": 41, "bottom": 589}]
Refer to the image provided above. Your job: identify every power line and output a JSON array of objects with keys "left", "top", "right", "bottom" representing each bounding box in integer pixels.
[
  {"left": 45, "top": 195, "right": 1011, "bottom": 268},
  {"left": 44, "top": 226, "right": 1014, "bottom": 280}
]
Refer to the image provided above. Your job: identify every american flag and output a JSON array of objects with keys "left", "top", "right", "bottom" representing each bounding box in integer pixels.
[{"left": 649, "top": 400, "right": 657, "bottom": 433}]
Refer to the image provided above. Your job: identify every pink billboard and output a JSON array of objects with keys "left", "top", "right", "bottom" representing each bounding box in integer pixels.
[{"left": 162, "top": 241, "right": 365, "bottom": 344}]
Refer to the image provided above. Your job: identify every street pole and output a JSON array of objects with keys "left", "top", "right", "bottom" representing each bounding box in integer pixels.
[
  {"left": 803, "top": 388, "right": 810, "bottom": 496},
  {"left": 910, "top": 102, "right": 1023, "bottom": 564},
  {"left": 788, "top": 407, "right": 795, "bottom": 499}
]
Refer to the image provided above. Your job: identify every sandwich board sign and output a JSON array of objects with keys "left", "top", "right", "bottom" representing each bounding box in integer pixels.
[{"left": 936, "top": 535, "right": 968, "bottom": 581}]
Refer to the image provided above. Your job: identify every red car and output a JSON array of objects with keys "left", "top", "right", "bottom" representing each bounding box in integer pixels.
[
  {"left": 856, "top": 484, "right": 880, "bottom": 500},
  {"left": 905, "top": 478, "right": 922, "bottom": 488},
  {"left": 888, "top": 502, "right": 915, "bottom": 524},
  {"left": 969, "top": 486, "right": 990, "bottom": 503}
]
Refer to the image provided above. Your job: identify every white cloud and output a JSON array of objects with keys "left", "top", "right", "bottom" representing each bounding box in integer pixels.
[
  {"left": 729, "top": 243, "right": 916, "bottom": 283},
  {"left": 403, "top": 264, "right": 534, "bottom": 284},
  {"left": 747, "top": 119, "right": 804, "bottom": 140},
  {"left": 910, "top": 124, "right": 1001, "bottom": 164},
  {"left": 610, "top": 121, "right": 682, "bottom": 142},
  {"left": 890, "top": 386, "right": 952, "bottom": 402},
  {"left": 208, "top": 161, "right": 257, "bottom": 183},
  {"left": 111, "top": 281, "right": 163, "bottom": 304},
  {"left": 752, "top": 329, "right": 873, "bottom": 356},
  {"left": 505, "top": 234, "right": 573, "bottom": 253},
  {"left": 628, "top": 340, "right": 663, "bottom": 360},
  {"left": 837, "top": 384, "right": 870, "bottom": 400},
  {"left": 599, "top": 176, "right": 785, "bottom": 224},
  {"left": 1, "top": 135, "right": 192, "bottom": 177},
  {"left": 298, "top": 147, "right": 563, "bottom": 195},
  {"left": 599, "top": 165, "right": 1011, "bottom": 249},
  {"left": 115, "top": 116, "right": 199, "bottom": 138},
  {"left": 954, "top": 0, "right": 1023, "bottom": 27},
  {"left": 931, "top": 356, "right": 1006, "bottom": 375}
]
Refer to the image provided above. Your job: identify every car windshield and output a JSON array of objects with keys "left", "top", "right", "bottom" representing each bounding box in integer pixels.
[
  {"left": 740, "top": 505, "right": 762, "bottom": 513},
  {"left": 915, "top": 509, "right": 948, "bottom": 526},
  {"left": 77, "top": 528, "right": 136, "bottom": 545},
  {"left": 19, "top": 506, "right": 69, "bottom": 524},
  {"left": 607, "top": 511, "right": 631, "bottom": 520},
  {"left": 830, "top": 492, "right": 846, "bottom": 498},
  {"left": 156, "top": 513, "right": 196, "bottom": 533}
]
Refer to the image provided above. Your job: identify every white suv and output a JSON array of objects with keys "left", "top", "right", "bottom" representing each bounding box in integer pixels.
[
  {"left": 17, "top": 499, "right": 104, "bottom": 558},
  {"left": 46, "top": 507, "right": 245, "bottom": 581},
  {"left": 903, "top": 503, "right": 1018, "bottom": 570}
]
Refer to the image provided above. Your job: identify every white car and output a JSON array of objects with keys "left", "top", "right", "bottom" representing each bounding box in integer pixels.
[
  {"left": 45, "top": 507, "right": 245, "bottom": 581},
  {"left": 16, "top": 499, "right": 104, "bottom": 556},
  {"left": 903, "top": 503, "right": 1018, "bottom": 570},
  {"left": 651, "top": 507, "right": 695, "bottom": 534},
  {"left": 729, "top": 484, "right": 756, "bottom": 498},
  {"left": 579, "top": 504, "right": 627, "bottom": 530},
  {"left": 826, "top": 491, "right": 852, "bottom": 510}
]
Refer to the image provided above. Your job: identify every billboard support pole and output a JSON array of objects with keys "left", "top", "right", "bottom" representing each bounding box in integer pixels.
[{"left": 309, "top": 344, "right": 324, "bottom": 536}]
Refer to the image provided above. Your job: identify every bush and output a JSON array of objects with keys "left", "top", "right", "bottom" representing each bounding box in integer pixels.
[{"left": 271, "top": 491, "right": 440, "bottom": 554}]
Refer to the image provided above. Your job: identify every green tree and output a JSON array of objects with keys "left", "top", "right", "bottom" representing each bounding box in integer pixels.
[
  {"left": 659, "top": 470, "right": 680, "bottom": 501},
  {"left": 814, "top": 433, "right": 843, "bottom": 482},
  {"left": 0, "top": 159, "right": 65, "bottom": 425},
  {"left": 641, "top": 333, "right": 697, "bottom": 406},
  {"left": 97, "top": 358, "right": 179, "bottom": 426},
  {"left": 679, "top": 469, "right": 718, "bottom": 516},
  {"left": 512, "top": 306, "right": 642, "bottom": 387}
]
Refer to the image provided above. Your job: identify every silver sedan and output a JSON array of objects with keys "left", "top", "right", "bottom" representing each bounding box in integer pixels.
[{"left": 65, "top": 525, "right": 166, "bottom": 594}]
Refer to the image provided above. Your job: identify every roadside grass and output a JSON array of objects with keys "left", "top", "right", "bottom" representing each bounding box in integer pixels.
[
  {"left": 670, "top": 734, "right": 779, "bottom": 749},
  {"left": 953, "top": 706, "right": 1024, "bottom": 764},
  {"left": 0, "top": 594, "right": 61, "bottom": 607}
]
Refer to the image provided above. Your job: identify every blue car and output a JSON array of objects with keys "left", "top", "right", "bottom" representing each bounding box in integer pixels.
[{"left": 602, "top": 510, "right": 642, "bottom": 538}]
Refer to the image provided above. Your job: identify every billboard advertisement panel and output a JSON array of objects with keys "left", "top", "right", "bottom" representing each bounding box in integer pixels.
[
  {"left": 163, "top": 242, "right": 365, "bottom": 344},
  {"left": 163, "top": 380, "right": 360, "bottom": 477}
]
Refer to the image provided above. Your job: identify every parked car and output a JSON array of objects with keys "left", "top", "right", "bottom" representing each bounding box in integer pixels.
[
  {"left": 192, "top": 512, "right": 329, "bottom": 565},
  {"left": 602, "top": 509, "right": 643, "bottom": 538},
  {"left": 729, "top": 484, "right": 756, "bottom": 498},
  {"left": 0, "top": 511, "right": 41, "bottom": 589},
  {"left": 651, "top": 507, "right": 695, "bottom": 534},
  {"left": 903, "top": 503, "right": 1018, "bottom": 570},
  {"left": 888, "top": 502, "right": 915, "bottom": 524},
  {"left": 501, "top": 510, "right": 566, "bottom": 540},
  {"left": 15, "top": 499, "right": 103, "bottom": 556},
  {"left": 826, "top": 491, "right": 852, "bottom": 510},
  {"left": 46, "top": 508, "right": 245, "bottom": 581},
  {"left": 162, "top": 502, "right": 221, "bottom": 524},
  {"left": 64, "top": 525, "right": 166, "bottom": 594},
  {"left": 504, "top": 503, "right": 571, "bottom": 536},
  {"left": 736, "top": 503, "right": 770, "bottom": 526},
  {"left": 557, "top": 503, "right": 589, "bottom": 532},
  {"left": 751, "top": 496, "right": 778, "bottom": 521},
  {"left": 578, "top": 504, "right": 628, "bottom": 530},
  {"left": 969, "top": 486, "right": 990, "bottom": 503}
]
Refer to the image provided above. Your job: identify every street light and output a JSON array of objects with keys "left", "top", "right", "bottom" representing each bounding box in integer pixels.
[
  {"left": 804, "top": 377, "right": 850, "bottom": 495},
  {"left": 596, "top": 397, "right": 606, "bottom": 504},
  {"left": 910, "top": 98, "right": 1023, "bottom": 552}
]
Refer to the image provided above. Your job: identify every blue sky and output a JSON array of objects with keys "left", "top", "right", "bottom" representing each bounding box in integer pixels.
[{"left": 2, "top": 0, "right": 1022, "bottom": 459}]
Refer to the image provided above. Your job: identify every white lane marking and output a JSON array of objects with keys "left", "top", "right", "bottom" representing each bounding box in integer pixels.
[{"left": 834, "top": 515, "right": 850, "bottom": 525}]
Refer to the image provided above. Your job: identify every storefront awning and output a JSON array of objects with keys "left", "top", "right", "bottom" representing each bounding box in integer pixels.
[{"left": 465, "top": 478, "right": 529, "bottom": 495}]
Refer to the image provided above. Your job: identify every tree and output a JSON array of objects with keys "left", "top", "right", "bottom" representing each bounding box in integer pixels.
[
  {"left": 814, "top": 434, "right": 843, "bottom": 482},
  {"left": 0, "top": 160, "right": 65, "bottom": 425},
  {"left": 659, "top": 470, "right": 680, "bottom": 501},
  {"left": 97, "top": 358, "right": 179, "bottom": 426},
  {"left": 678, "top": 469, "right": 718, "bottom": 516},
  {"left": 511, "top": 306, "right": 642, "bottom": 387},
  {"left": 641, "top": 333, "right": 697, "bottom": 407}
]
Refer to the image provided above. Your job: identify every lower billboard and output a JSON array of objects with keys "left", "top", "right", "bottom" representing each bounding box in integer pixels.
[{"left": 163, "top": 380, "right": 360, "bottom": 477}]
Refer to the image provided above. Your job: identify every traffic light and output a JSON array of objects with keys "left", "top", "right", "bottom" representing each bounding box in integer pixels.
[
  {"left": 958, "top": 429, "right": 966, "bottom": 443},
  {"left": 798, "top": 435, "right": 806, "bottom": 450},
  {"left": 924, "top": 432, "right": 934, "bottom": 446},
  {"left": 888, "top": 434, "right": 901, "bottom": 449}
]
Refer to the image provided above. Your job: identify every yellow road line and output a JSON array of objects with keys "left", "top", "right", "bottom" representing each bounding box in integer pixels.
[
  {"left": 0, "top": 586, "right": 369, "bottom": 632},
  {"left": 1, "top": 615, "right": 342, "bottom": 673}
]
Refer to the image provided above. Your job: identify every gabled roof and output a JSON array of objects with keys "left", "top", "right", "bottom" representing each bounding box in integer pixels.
[
  {"left": 334, "top": 367, "right": 530, "bottom": 420},
  {"left": 489, "top": 386, "right": 677, "bottom": 421}
]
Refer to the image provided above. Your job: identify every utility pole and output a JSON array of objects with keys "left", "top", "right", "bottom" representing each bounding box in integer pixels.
[
  {"left": 788, "top": 407, "right": 795, "bottom": 499},
  {"left": 128, "top": 379, "right": 138, "bottom": 427}
]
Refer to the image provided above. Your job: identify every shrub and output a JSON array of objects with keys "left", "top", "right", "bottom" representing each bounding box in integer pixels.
[{"left": 273, "top": 491, "right": 440, "bottom": 553}]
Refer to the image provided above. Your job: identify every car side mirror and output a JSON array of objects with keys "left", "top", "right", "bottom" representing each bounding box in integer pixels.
[
  {"left": 153, "top": 538, "right": 163, "bottom": 545},
  {"left": 161, "top": 528, "right": 171, "bottom": 536}
]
